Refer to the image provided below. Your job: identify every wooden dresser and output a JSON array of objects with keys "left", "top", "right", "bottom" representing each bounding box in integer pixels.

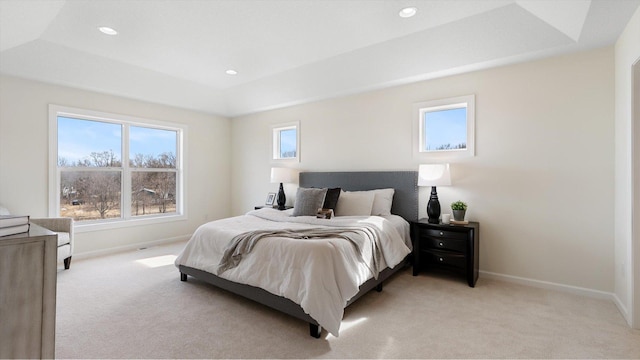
[{"left": 0, "top": 224, "right": 57, "bottom": 359}]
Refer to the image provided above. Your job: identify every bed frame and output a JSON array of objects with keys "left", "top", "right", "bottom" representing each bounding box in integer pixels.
[{"left": 178, "top": 171, "right": 418, "bottom": 338}]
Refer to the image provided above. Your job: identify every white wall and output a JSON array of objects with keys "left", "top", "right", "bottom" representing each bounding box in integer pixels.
[
  {"left": 614, "top": 5, "right": 640, "bottom": 328},
  {"left": 0, "top": 75, "right": 231, "bottom": 255},
  {"left": 232, "top": 47, "right": 615, "bottom": 293}
]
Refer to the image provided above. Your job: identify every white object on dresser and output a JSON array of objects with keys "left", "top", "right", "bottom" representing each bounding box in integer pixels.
[{"left": 441, "top": 213, "right": 451, "bottom": 224}]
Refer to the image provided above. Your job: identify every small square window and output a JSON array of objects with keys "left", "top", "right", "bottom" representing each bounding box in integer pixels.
[
  {"left": 272, "top": 122, "right": 299, "bottom": 161},
  {"left": 414, "top": 95, "right": 475, "bottom": 159}
]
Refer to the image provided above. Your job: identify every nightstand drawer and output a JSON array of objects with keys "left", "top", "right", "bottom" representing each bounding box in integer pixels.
[
  {"left": 421, "top": 228, "right": 468, "bottom": 241},
  {"left": 423, "top": 250, "right": 466, "bottom": 269},
  {"left": 421, "top": 236, "right": 466, "bottom": 252}
]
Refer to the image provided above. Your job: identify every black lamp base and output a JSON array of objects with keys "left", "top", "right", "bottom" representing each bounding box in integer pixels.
[
  {"left": 426, "top": 186, "right": 441, "bottom": 223},
  {"left": 276, "top": 182, "right": 286, "bottom": 210}
]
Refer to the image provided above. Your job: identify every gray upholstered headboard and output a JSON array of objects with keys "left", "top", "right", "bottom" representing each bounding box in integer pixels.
[{"left": 299, "top": 171, "right": 418, "bottom": 222}]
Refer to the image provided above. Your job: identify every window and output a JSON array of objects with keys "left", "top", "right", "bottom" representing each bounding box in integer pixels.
[
  {"left": 49, "top": 105, "right": 185, "bottom": 228},
  {"left": 272, "top": 122, "right": 299, "bottom": 161},
  {"left": 413, "top": 95, "right": 475, "bottom": 159}
]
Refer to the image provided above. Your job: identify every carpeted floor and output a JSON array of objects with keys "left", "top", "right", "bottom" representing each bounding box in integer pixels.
[{"left": 55, "top": 241, "right": 640, "bottom": 359}]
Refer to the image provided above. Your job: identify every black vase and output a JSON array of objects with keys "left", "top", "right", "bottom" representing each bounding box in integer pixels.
[
  {"left": 426, "top": 186, "right": 441, "bottom": 223},
  {"left": 276, "top": 182, "right": 286, "bottom": 210}
]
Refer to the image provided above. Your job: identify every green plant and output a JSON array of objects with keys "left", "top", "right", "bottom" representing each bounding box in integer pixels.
[{"left": 451, "top": 201, "right": 468, "bottom": 211}]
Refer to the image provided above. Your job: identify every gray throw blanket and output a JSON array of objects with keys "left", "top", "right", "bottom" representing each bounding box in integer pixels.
[{"left": 216, "top": 226, "right": 383, "bottom": 278}]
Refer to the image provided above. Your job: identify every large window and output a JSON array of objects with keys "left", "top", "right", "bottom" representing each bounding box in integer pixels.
[
  {"left": 49, "top": 105, "right": 185, "bottom": 228},
  {"left": 413, "top": 95, "right": 475, "bottom": 159}
]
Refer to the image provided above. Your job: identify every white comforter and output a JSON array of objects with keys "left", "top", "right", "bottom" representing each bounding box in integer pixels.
[{"left": 175, "top": 208, "right": 411, "bottom": 337}]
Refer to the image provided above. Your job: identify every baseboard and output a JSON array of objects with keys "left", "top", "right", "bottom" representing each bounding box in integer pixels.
[
  {"left": 611, "top": 293, "right": 631, "bottom": 326},
  {"left": 479, "top": 270, "right": 614, "bottom": 301},
  {"left": 73, "top": 235, "right": 190, "bottom": 260}
]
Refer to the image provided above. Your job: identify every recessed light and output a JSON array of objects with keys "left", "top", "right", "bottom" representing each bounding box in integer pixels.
[
  {"left": 225, "top": 69, "right": 238, "bottom": 75},
  {"left": 399, "top": 7, "right": 417, "bottom": 18},
  {"left": 98, "top": 26, "right": 118, "bottom": 35}
]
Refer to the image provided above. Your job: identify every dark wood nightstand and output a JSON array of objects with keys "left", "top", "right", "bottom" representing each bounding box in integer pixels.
[
  {"left": 254, "top": 205, "right": 293, "bottom": 210},
  {"left": 411, "top": 219, "right": 479, "bottom": 287}
]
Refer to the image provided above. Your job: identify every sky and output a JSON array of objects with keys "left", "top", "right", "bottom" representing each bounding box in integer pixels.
[
  {"left": 280, "top": 128, "right": 297, "bottom": 156},
  {"left": 58, "top": 116, "right": 177, "bottom": 165},
  {"left": 423, "top": 107, "right": 467, "bottom": 150}
]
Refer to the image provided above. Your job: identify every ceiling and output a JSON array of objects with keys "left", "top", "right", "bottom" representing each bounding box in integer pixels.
[{"left": 1, "top": 0, "right": 639, "bottom": 118}]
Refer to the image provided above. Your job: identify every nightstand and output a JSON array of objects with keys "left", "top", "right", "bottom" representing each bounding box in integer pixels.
[
  {"left": 411, "top": 219, "right": 479, "bottom": 287},
  {"left": 254, "top": 205, "right": 293, "bottom": 210}
]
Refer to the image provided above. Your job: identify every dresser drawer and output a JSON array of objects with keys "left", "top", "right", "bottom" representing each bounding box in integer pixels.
[
  {"left": 421, "top": 228, "right": 468, "bottom": 241},
  {"left": 420, "top": 236, "right": 466, "bottom": 252},
  {"left": 423, "top": 250, "right": 466, "bottom": 269}
]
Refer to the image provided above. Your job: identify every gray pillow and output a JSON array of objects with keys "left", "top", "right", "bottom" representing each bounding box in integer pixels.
[{"left": 293, "top": 188, "right": 327, "bottom": 216}]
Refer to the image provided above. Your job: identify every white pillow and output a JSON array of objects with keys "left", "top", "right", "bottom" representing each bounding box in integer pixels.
[
  {"left": 334, "top": 191, "right": 375, "bottom": 216},
  {"left": 370, "top": 188, "right": 395, "bottom": 216}
]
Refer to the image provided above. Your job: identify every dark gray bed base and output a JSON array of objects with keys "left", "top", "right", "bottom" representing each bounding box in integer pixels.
[
  {"left": 179, "top": 171, "right": 418, "bottom": 338},
  {"left": 179, "top": 257, "right": 408, "bottom": 338}
]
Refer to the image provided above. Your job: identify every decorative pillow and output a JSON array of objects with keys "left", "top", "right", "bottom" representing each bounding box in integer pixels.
[
  {"left": 334, "top": 190, "right": 375, "bottom": 216},
  {"left": 322, "top": 188, "right": 341, "bottom": 210},
  {"left": 370, "top": 188, "right": 395, "bottom": 216},
  {"left": 293, "top": 188, "right": 327, "bottom": 216}
]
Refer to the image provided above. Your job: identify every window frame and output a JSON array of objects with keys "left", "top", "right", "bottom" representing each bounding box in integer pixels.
[
  {"left": 48, "top": 105, "right": 187, "bottom": 232},
  {"left": 413, "top": 94, "right": 475, "bottom": 160},
  {"left": 272, "top": 121, "right": 300, "bottom": 162}
]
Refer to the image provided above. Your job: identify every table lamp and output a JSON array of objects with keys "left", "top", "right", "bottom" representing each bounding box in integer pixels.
[
  {"left": 418, "top": 164, "right": 451, "bottom": 223},
  {"left": 270, "top": 167, "right": 297, "bottom": 210}
]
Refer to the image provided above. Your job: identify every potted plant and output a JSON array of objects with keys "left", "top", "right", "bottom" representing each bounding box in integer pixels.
[{"left": 451, "top": 200, "right": 468, "bottom": 221}]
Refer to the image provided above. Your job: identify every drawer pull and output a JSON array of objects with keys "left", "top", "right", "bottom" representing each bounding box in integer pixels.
[
  {"left": 439, "top": 231, "right": 444, "bottom": 236},
  {"left": 439, "top": 242, "right": 444, "bottom": 246},
  {"left": 439, "top": 257, "right": 444, "bottom": 262}
]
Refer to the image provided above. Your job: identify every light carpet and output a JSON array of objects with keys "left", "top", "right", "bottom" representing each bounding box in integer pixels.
[{"left": 55, "top": 241, "right": 640, "bottom": 359}]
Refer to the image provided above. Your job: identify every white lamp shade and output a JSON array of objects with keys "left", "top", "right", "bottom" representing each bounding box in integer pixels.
[
  {"left": 417, "top": 164, "right": 451, "bottom": 186},
  {"left": 270, "top": 167, "right": 298, "bottom": 184}
]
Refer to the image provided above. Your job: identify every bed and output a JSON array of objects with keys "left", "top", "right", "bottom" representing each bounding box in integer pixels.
[{"left": 176, "top": 171, "right": 418, "bottom": 338}]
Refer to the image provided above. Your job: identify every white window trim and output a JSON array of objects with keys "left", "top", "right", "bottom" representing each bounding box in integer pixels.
[
  {"left": 271, "top": 121, "right": 300, "bottom": 162},
  {"left": 48, "top": 104, "right": 187, "bottom": 233},
  {"left": 412, "top": 94, "right": 475, "bottom": 160}
]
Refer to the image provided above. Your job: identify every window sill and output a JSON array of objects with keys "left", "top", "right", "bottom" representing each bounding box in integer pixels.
[{"left": 74, "top": 214, "right": 187, "bottom": 233}]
